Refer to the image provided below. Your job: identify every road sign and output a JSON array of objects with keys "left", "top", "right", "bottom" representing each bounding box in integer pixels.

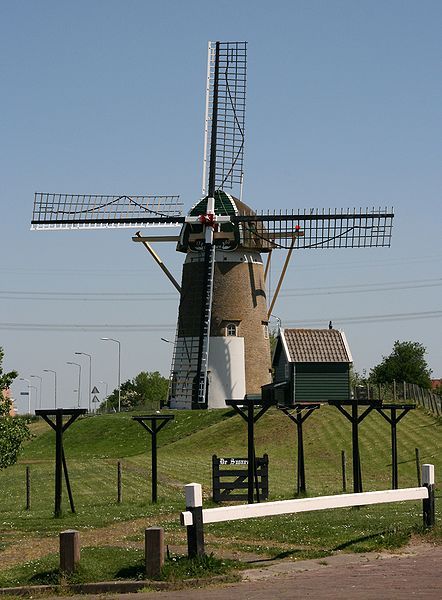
[{"left": 91, "top": 386, "right": 100, "bottom": 394}]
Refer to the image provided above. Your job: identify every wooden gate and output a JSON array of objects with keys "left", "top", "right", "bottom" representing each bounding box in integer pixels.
[{"left": 212, "top": 454, "right": 269, "bottom": 502}]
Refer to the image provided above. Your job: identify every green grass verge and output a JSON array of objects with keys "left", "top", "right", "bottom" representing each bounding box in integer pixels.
[{"left": 0, "top": 547, "right": 240, "bottom": 588}]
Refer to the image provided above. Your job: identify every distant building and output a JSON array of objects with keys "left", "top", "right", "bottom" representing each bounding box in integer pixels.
[
  {"left": 272, "top": 328, "right": 353, "bottom": 403},
  {"left": 1, "top": 388, "right": 16, "bottom": 416},
  {"left": 431, "top": 379, "right": 442, "bottom": 390}
]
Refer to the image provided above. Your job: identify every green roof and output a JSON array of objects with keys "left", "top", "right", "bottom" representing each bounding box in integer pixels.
[{"left": 189, "top": 190, "right": 237, "bottom": 217}]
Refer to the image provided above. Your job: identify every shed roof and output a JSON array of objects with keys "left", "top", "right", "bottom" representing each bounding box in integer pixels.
[{"left": 280, "top": 328, "right": 352, "bottom": 363}]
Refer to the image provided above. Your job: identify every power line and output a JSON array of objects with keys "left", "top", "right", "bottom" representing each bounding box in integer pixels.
[
  {"left": 1, "top": 253, "right": 441, "bottom": 277},
  {"left": 285, "top": 310, "right": 442, "bottom": 327},
  {"left": 0, "top": 310, "right": 441, "bottom": 331},
  {"left": 0, "top": 278, "right": 440, "bottom": 301}
]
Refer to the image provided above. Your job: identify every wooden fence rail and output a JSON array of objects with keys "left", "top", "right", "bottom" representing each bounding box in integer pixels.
[{"left": 181, "top": 464, "right": 435, "bottom": 557}]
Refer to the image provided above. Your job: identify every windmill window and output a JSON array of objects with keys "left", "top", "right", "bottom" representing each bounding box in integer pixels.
[
  {"left": 226, "top": 323, "right": 237, "bottom": 337},
  {"left": 263, "top": 324, "right": 269, "bottom": 339}
]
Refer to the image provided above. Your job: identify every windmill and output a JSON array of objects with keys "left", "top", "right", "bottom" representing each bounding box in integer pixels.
[{"left": 31, "top": 41, "right": 394, "bottom": 410}]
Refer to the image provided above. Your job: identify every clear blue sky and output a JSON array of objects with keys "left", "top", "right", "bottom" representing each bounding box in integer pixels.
[{"left": 1, "top": 0, "right": 441, "bottom": 412}]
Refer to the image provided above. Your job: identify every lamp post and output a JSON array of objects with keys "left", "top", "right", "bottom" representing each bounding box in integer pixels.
[
  {"left": 67, "top": 362, "right": 82, "bottom": 408},
  {"left": 43, "top": 369, "right": 57, "bottom": 409},
  {"left": 30, "top": 375, "right": 42, "bottom": 409},
  {"left": 75, "top": 352, "right": 92, "bottom": 413},
  {"left": 19, "top": 377, "right": 32, "bottom": 414},
  {"left": 101, "top": 338, "right": 121, "bottom": 413}
]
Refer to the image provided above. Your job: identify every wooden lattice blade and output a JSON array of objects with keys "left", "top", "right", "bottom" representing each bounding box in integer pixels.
[
  {"left": 31, "top": 193, "right": 184, "bottom": 230},
  {"left": 234, "top": 208, "right": 394, "bottom": 249},
  {"left": 202, "top": 41, "right": 247, "bottom": 197}
]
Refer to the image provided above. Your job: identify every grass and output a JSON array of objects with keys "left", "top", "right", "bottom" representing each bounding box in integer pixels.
[
  {"left": 0, "top": 404, "right": 440, "bottom": 587},
  {"left": 0, "top": 547, "right": 240, "bottom": 588}
]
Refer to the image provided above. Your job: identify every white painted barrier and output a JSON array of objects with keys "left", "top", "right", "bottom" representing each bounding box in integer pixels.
[
  {"left": 181, "top": 486, "right": 428, "bottom": 526},
  {"left": 181, "top": 464, "right": 435, "bottom": 557}
]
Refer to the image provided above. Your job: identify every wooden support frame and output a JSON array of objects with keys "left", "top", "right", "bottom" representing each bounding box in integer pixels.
[
  {"left": 279, "top": 403, "right": 320, "bottom": 495},
  {"left": 375, "top": 403, "right": 416, "bottom": 489},
  {"left": 225, "top": 398, "right": 274, "bottom": 504},
  {"left": 132, "top": 414, "right": 175, "bottom": 503},
  {"left": 36, "top": 408, "right": 86, "bottom": 517},
  {"left": 328, "top": 400, "right": 381, "bottom": 493}
]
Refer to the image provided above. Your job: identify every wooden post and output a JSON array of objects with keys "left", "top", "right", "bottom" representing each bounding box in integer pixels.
[
  {"left": 145, "top": 527, "right": 164, "bottom": 578},
  {"left": 55, "top": 410, "right": 63, "bottom": 518},
  {"left": 296, "top": 406, "right": 305, "bottom": 494},
  {"left": 132, "top": 415, "right": 174, "bottom": 504},
  {"left": 117, "top": 461, "right": 122, "bottom": 503},
  {"left": 391, "top": 407, "right": 398, "bottom": 489},
  {"left": 26, "top": 466, "right": 31, "bottom": 510},
  {"left": 60, "top": 530, "right": 80, "bottom": 574},
  {"left": 247, "top": 400, "right": 255, "bottom": 504},
  {"left": 422, "top": 464, "right": 435, "bottom": 528},
  {"left": 341, "top": 450, "right": 347, "bottom": 492},
  {"left": 185, "top": 483, "right": 205, "bottom": 557},
  {"left": 415, "top": 448, "right": 421, "bottom": 487}
]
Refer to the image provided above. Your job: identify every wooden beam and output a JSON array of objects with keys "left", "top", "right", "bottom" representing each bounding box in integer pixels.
[
  {"left": 267, "top": 235, "right": 298, "bottom": 319},
  {"left": 132, "top": 235, "right": 180, "bottom": 242},
  {"left": 181, "top": 486, "right": 429, "bottom": 526},
  {"left": 133, "top": 232, "right": 181, "bottom": 293}
]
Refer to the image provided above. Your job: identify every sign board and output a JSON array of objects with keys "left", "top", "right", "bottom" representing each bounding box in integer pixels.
[
  {"left": 219, "top": 458, "right": 248, "bottom": 466},
  {"left": 20, "top": 391, "right": 29, "bottom": 396}
]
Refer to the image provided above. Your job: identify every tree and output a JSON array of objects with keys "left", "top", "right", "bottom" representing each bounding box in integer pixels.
[
  {"left": 102, "top": 371, "right": 169, "bottom": 412},
  {"left": 369, "top": 341, "right": 432, "bottom": 389},
  {"left": 0, "top": 347, "right": 30, "bottom": 469}
]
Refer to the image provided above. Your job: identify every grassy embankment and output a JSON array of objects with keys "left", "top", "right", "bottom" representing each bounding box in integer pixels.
[{"left": 0, "top": 405, "right": 440, "bottom": 587}]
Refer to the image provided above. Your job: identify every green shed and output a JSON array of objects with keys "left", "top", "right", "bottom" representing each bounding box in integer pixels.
[{"left": 272, "top": 328, "right": 353, "bottom": 403}]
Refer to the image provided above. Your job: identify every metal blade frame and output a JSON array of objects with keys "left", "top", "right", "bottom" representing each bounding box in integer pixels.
[
  {"left": 233, "top": 208, "right": 394, "bottom": 250},
  {"left": 31, "top": 193, "right": 184, "bottom": 230},
  {"left": 202, "top": 41, "right": 247, "bottom": 197}
]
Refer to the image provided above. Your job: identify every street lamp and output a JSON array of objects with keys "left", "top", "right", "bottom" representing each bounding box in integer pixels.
[
  {"left": 75, "top": 352, "right": 92, "bottom": 412},
  {"left": 30, "top": 375, "right": 42, "bottom": 409},
  {"left": 67, "top": 362, "right": 82, "bottom": 408},
  {"left": 101, "top": 338, "right": 121, "bottom": 413},
  {"left": 19, "top": 377, "right": 31, "bottom": 414},
  {"left": 43, "top": 369, "right": 57, "bottom": 408}
]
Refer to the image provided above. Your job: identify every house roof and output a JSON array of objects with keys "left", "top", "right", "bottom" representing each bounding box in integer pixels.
[{"left": 280, "top": 328, "right": 353, "bottom": 363}]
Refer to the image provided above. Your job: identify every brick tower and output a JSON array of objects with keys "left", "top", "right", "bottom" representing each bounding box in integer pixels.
[{"left": 169, "top": 191, "right": 272, "bottom": 409}]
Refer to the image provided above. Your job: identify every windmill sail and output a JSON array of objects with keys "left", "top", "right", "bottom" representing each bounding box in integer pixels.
[
  {"left": 31, "top": 193, "right": 183, "bottom": 230},
  {"left": 202, "top": 41, "right": 247, "bottom": 197},
  {"left": 234, "top": 208, "right": 394, "bottom": 250}
]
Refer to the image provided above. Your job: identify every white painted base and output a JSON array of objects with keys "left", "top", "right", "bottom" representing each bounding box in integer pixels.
[
  {"left": 169, "top": 336, "right": 246, "bottom": 409},
  {"left": 207, "top": 337, "right": 246, "bottom": 408}
]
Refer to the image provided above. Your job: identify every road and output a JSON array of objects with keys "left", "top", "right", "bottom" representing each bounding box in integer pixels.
[{"left": 43, "top": 543, "right": 441, "bottom": 599}]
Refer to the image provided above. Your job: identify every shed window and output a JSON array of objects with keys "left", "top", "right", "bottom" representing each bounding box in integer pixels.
[{"left": 226, "top": 323, "right": 237, "bottom": 336}]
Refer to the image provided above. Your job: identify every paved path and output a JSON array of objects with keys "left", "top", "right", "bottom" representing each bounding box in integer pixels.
[{"left": 41, "top": 543, "right": 442, "bottom": 600}]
